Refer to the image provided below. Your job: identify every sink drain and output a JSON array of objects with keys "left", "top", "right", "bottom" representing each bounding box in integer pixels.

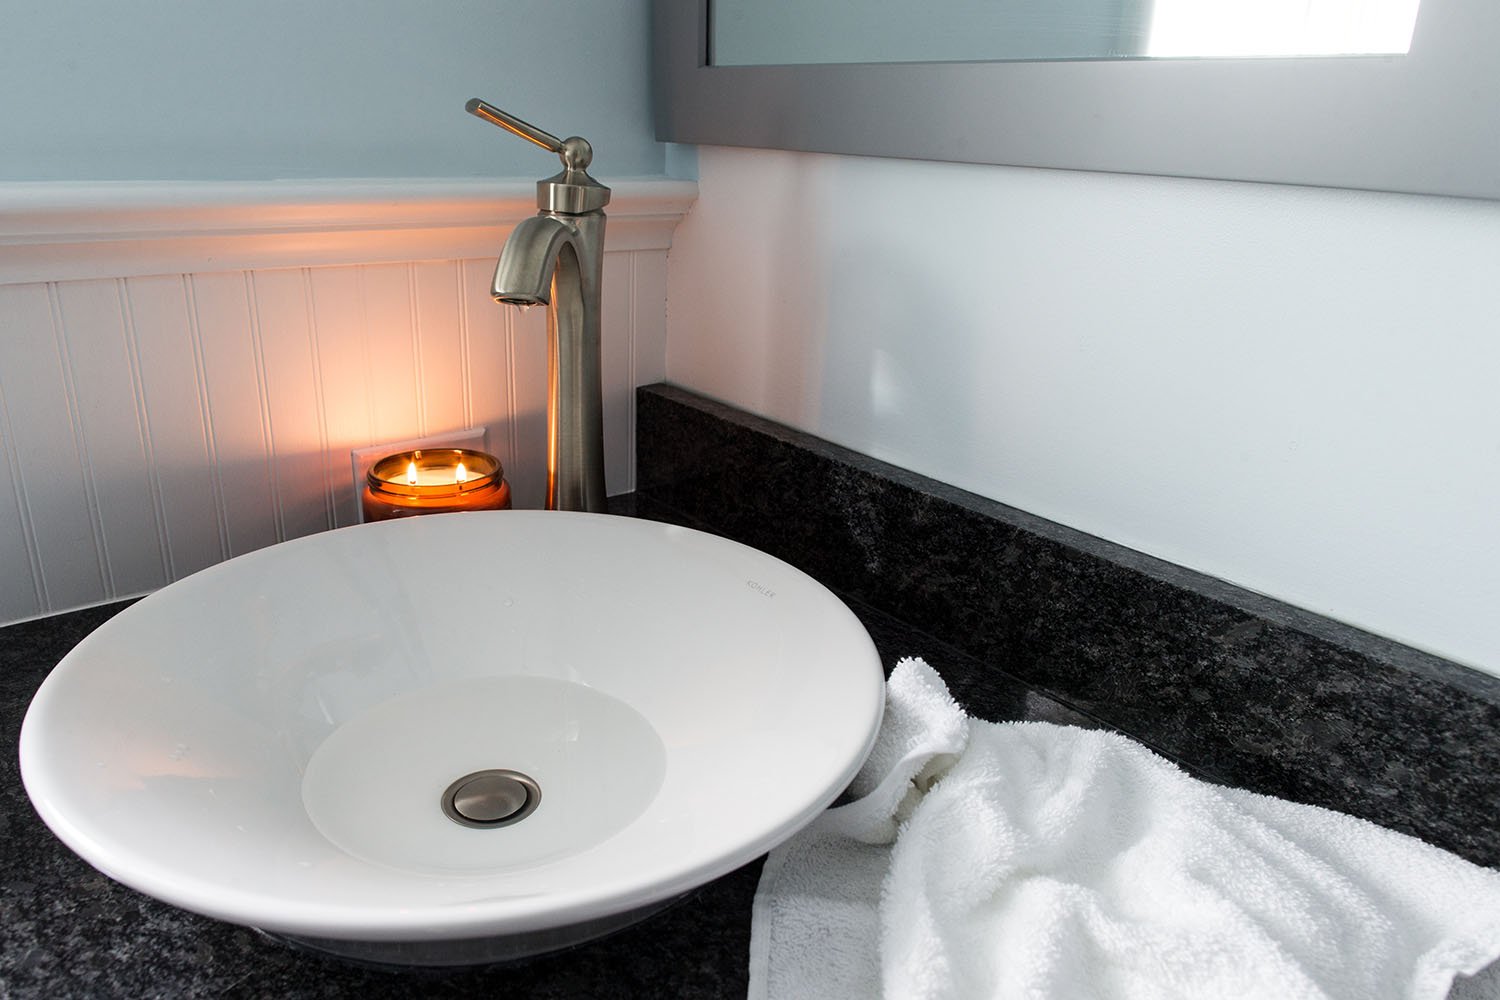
[{"left": 441, "top": 769, "right": 541, "bottom": 829}]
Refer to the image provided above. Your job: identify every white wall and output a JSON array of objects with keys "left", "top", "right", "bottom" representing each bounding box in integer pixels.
[
  {"left": 666, "top": 146, "right": 1500, "bottom": 676},
  {"left": 0, "top": 0, "right": 662, "bottom": 181},
  {"left": 0, "top": 186, "right": 682, "bottom": 625}
]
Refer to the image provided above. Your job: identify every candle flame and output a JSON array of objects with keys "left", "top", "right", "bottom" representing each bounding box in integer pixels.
[
  {"left": 456, "top": 461, "right": 468, "bottom": 484},
  {"left": 406, "top": 460, "right": 418, "bottom": 486}
]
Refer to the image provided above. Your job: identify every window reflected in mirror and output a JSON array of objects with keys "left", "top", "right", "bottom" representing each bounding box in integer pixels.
[{"left": 1147, "top": 0, "right": 1419, "bottom": 57}]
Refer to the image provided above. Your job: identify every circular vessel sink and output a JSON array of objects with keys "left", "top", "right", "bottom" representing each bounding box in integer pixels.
[{"left": 19, "top": 511, "right": 884, "bottom": 965}]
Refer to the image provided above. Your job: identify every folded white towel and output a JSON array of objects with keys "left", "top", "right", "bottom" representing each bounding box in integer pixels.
[
  {"left": 827, "top": 655, "right": 971, "bottom": 845},
  {"left": 751, "top": 658, "right": 1500, "bottom": 1000},
  {"left": 748, "top": 657, "right": 970, "bottom": 1000}
]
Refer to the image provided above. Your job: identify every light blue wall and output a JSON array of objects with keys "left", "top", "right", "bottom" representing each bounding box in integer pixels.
[
  {"left": 0, "top": 0, "right": 663, "bottom": 181},
  {"left": 712, "top": 0, "right": 1147, "bottom": 65}
]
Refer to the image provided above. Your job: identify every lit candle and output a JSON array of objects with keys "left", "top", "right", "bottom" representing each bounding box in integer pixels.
[{"left": 361, "top": 448, "right": 512, "bottom": 522}]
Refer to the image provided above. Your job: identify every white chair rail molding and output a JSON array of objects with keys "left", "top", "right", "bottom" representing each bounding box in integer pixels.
[{"left": 0, "top": 176, "right": 696, "bottom": 626}]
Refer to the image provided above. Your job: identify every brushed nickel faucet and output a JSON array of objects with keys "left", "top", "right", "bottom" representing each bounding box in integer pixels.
[{"left": 466, "top": 98, "right": 610, "bottom": 513}]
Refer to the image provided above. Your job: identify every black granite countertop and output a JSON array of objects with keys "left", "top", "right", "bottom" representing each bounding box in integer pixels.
[
  {"left": 7, "top": 384, "right": 1499, "bottom": 997},
  {"left": 0, "top": 564, "right": 1101, "bottom": 999}
]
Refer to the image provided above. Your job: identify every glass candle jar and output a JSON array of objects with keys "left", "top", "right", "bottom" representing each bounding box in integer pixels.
[{"left": 361, "top": 448, "right": 512, "bottom": 522}]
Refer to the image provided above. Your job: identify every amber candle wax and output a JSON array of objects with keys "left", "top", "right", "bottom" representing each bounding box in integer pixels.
[{"left": 361, "top": 448, "right": 512, "bottom": 522}]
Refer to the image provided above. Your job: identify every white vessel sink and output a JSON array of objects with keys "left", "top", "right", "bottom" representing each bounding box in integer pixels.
[{"left": 20, "top": 511, "right": 884, "bottom": 965}]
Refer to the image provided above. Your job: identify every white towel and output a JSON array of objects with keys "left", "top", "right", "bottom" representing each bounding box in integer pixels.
[
  {"left": 750, "top": 658, "right": 1500, "bottom": 1000},
  {"left": 748, "top": 657, "right": 970, "bottom": 1000}
]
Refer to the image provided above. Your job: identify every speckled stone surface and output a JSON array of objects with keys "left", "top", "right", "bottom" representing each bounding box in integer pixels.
[
  {"left": 0, "top": 561, "right": 1086, "bottom": 997},
  {"left": 637, "top": 383, "right": 1500, "bottom": 868},
  {"left": 8, "top": 385, "right": 1500, "bottom": 996}
]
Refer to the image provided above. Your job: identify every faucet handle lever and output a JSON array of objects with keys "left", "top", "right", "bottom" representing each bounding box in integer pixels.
[
  {"left": 466, "top": 98, "right": 592, "bottom": 172},
  {"left": 466, "top": 98, "right": 609, "bottom": 215}
]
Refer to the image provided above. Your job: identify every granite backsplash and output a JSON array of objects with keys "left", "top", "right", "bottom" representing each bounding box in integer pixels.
[{"left": 635, "top": 382, "right": 1500, "bottom": 868}]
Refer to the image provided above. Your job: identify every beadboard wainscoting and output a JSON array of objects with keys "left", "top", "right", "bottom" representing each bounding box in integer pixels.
[{"left": 0, "top": 179, "right": 694, "bottom": 625}]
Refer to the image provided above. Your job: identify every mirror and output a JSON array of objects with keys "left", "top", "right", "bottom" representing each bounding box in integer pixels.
[
  {"left": 712, "top": 0, "right": 1420, "bottom": 65},
  {"left": 651, "top": 0, "right": 1499, "bottom": 199}
]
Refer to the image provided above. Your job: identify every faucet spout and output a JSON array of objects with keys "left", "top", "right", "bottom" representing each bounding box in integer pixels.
[
  {"left": 492, "top": 216, "right": 578, "bottom": 306},
  {"left": 493, "top": 214, "right": 607, "bottom": 513}
]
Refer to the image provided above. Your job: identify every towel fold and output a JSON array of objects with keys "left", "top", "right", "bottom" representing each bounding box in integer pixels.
[
  {"left": 750, "top": 658, "right": 1500, "bottom": 1000},
  {"left": 748, "top": 657, "right": 970, "bottom": 1000}
]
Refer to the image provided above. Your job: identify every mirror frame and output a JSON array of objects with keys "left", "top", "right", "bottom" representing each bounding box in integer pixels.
[{"left": 651, "top": 0, "right": 1499, "bottom": 200}]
